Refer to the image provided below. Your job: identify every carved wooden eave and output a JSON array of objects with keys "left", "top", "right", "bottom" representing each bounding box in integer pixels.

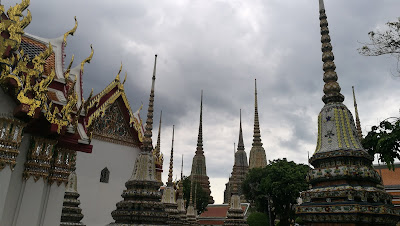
[{"left": 85, "top": 76, "right": 144, "bottom": 147}]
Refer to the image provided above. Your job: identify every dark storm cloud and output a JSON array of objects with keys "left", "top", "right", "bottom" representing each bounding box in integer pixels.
[{"left": 8, "top": 0, "right": 400, "bottom": 203}]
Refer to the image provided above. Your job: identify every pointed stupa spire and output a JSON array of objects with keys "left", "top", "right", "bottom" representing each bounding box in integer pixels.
[
  {"left": 352, "top": 86, "right": 363, "bottom": 140},
  {"left": 249, "top": 80, "right": 267, "bottom": 169},
  {"left": 319, "top": 0, "right": 344, "bottom": 104},
  {"left": 156, "top": 110, "right": 162, "bottom": 152},
  {"left": 252, "top": 79, "right": 262, "bottom": 146},
  {"left": 238, "top": 109, "right": 244, "bottom": 150},
  {"left": 196, "top": 90, "right": 204, "bottom": 154},
  {"left": 167, "top": 125, "right": 174, "bottom": 186},
  {"left": 181, "top": 154, "right": 184, "bottom": 180},
  {"left": 143, "top": 54, "right": 157, "bottom": 152}
]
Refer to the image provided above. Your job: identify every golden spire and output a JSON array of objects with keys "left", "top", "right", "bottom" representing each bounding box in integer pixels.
[
  {"left": 252, "top": 79, "right": 263, "bottom": 147},
  {"left": 352, "top": 86, "right": 363, "bottom": 140},
  {"left": 143, "top": 54, "right": 158, "bottom": 152},
  {"left": 167, "top": 125, "right": 174, "bottom": 186},
  {"left": 319, "top": 0, "right": 344, "bottom": 104},
  {"left": 196, "top": 90, "right": 204, "bottom": 154},
  {"left": 80, "top": 44, "right": 93, "bottom": 76},
  {"left": 63, "top": 16, "right": 78, "bottom": 47}
]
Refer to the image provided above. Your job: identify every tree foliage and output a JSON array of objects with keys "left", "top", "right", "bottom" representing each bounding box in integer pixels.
[
  {"left": 242, "top": 159, "right": 309, "bottom": 226},
  {"left": 181, "top": 176, "right": 208, "bottom": 214},
  {"left": 358, "top": 18, "right": 400, "bottom": 75},
  {"left": 362, "top": 118, "right": 400, "bottom": 170},
  {"left": 247, "top": 212, "right": 270, "bottom": 226}
]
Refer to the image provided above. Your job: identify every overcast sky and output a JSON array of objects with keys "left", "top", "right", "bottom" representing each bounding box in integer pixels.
[{"left": 8, "top": 0, "right": 400, "bottom": 204}]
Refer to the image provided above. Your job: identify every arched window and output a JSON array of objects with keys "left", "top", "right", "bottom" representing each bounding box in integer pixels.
[{"left": 100, "top": 167, "right": 110, "bottom": 183}]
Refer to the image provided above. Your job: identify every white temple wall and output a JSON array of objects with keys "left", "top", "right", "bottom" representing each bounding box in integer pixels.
[
  {"left": 0, "top": 167, "right": 12, "bottom": 220},
  {"left": 76, "top": 139, "right": 140, "bottom": 226},
  {"left": 15, "top": 178, "right": 46, "bottom": 226},
  {"left": 41, "top": 183, "right": 65, "bottom": 226},
  {"left": 0, "top": 134, "right": 31, "bottom": 226}
]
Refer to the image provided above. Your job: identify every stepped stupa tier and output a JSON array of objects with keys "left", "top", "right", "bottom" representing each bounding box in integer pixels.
[
  {"left": 109, "top": 55, "right": 168, "bottom": 225},
  {"left": 190, "top": 91, "right": 214, "bottom": 204},
  {"left": 224, "top": 175, "right": 248, "bottom": 226},
  {"left": 162, "top": 125, "right": 181, "bottom": 225},
  {"left": 248, "top": 79, "right": 267, "bottom": 169},
  {"left": 60, "top": 172, "right": 85, "bottom": 226},
  {"left": 296, "top": 1, "right": 400, "bottom": 225}
]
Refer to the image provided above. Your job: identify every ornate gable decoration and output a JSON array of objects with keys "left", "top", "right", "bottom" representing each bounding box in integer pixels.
[
  {"left": 92, "top": 101, "right": 138, "bottom": 147},
  {"left": 86, "top": 65, "right": 144, "bottom": 143}
]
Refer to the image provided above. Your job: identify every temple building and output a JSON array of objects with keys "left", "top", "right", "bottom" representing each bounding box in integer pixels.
[
  {"left": 248, "top": 79, "right": 267, "bottom": 169},
  {"left": 190, "top": 91, "right": 214, "bottom": 204},
  {"left": 224, "top": 110, "right": 249, "bottom": 204},
  {"left": 0, "top": 2, "right": 159, "bottom": 225},
  {"left": 296, "top": 0, "right": 400, "bottom": 225}
]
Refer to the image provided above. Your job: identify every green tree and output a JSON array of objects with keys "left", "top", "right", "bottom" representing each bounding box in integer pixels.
[
  {"left": 181, "top": 176, "right": 208, "bottom": 214},
  {"left": 247, "top": 212, "right": 270, "bottom": 226},
  {"left": 242, "top": 159, "right": 309, "bottom": 226},
  {"left": 362, "top": 118, "right": 400, "bottom": 170},
  {"left": 358, "top": 17, "right": 400, "bottom": 76}
]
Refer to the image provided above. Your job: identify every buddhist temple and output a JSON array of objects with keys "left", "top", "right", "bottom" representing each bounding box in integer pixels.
[
  {"left": 224, "top": 110, "right": 249, "bottom": 203},
  {"left": 248, "top": 79, "right": 267, "bottom": 169},
  {"left": 296, "top": 1, "right": 400, "bottom": 225},
  {"left": 190, "top": 91, "right": 214, "bottom": 204},
  {"left": 109, "top": 55, "right": 168, "bottom": 225},
  {"left": 161, "top": 125, "right": 181, "bottom": 225},
  {"left": 60, "top": 172, "right": 85, "bottom": 226}
]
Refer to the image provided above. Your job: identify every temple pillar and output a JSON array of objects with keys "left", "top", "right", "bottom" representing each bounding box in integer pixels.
[
  {"left": 0, "top": 115, "right": 25, "bottom": 224},
  {"left": 13, "top": 136, "right": 57, "bottom": 226},
  {"left": 41, "top": 147, "right": 76, "bottom": 226}
]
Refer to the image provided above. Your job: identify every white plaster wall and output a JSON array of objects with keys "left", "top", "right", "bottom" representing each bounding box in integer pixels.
[
  {"left": 76, "top": 139, "right": 140, "bottom": 226},
  {"left": 42, "top": 184, "right": 66, "bottom": 226},
  {"left": 0, "top": 88, "right": 16, "bottom": 114},
  {"left": 1, "top": 134, "right": 31, "bottom": 226},
  {"left": 15, "top": 178, "right": 46, "bottom": 226},
  {"left": 0, "top": 167, "right": 12, "bottom": 219}
]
